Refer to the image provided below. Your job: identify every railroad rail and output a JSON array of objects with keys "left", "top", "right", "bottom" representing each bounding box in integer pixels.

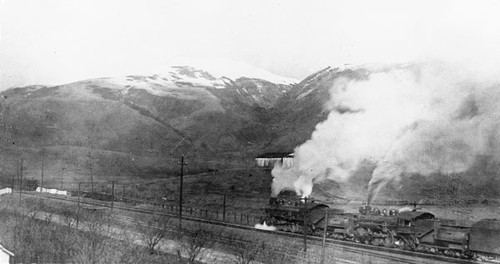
[{"left": 20, "top": 191, "right": 480, "bottom": 264}]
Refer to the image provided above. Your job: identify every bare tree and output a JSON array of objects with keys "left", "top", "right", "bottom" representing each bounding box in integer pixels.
[
  {"left": 176, "top": 224, "right": 218, "bottom": 264},
  {"left": 228, "top": 236, "right": 265, "bottom": 264},
  {"left": 136, "top": 211, "right": 171, "bottom": 254},
  {"left": 61, "top": 207, "right": 80, "bottom": 228},
  {"left": 71, "top": 208, "right": 113, "bottom": 264}
]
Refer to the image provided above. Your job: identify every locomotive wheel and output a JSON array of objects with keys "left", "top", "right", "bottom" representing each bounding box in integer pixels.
[
  {"left": 371, "top": 238, "right": 382, "bottom": 246},
  {"left": 398, "top": 235, "right": 418, "bottom": 251},
  {"left": 291, "top": 223, "right": 301, "bottom": 233},
  {"left": 383, "top": 232, "right": 395, "bottom": 247},
  {"left": 383, "top": 237, "right": 393, "bottom": 247},
  {"left": 354, "top": 227, "right": 370, "bottom": 244},
  {"left": 463, "top": 250, "right": 474, "bottom": 259}
]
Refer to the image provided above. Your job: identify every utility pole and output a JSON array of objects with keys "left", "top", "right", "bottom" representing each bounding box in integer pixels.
[
  {"left": 178, "top": 155, "right": 187, "bottom": 231},
  {"left": 77, "top": 181, "right": 81, "bottom": 228},
  {"left": 19, "top": 158, "right": 23, "bottom": 200},
  {"left": 222, "top": 191, "right": 227, "bottom": 221},
  {"left": 89, "top": 151, "right": 94, "bottom": 193},
  {"left": 303, "top": 197, "right": 308, "bottom": 253},
  {"left": 321, "top": 209, "right": 329, "bottom": 264},
  {"left": 61, "top": 167, "right": 65, "bottom": 190},
  {"left": 41, "top": 147, "right": 44, "bottom": 191}
]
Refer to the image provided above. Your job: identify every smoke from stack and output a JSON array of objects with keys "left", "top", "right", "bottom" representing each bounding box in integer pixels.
[{"left": 272, "top": 61, "right": 500, "bottom": 201}]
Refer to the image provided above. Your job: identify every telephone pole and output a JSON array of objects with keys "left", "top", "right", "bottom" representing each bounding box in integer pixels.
[
  {"left": 88, "top": 151, "right": 94, "bottom": 193},
  {"left": 178, "top": 155, "right": 187, "bottom": 231},
  {"left": 41, "top": 147, "right": 45, "bottom": 190},
  {"left": 303, "top": 197, "right": 308, "bottom": 253},
  {"left": 19, "top": 157, "right": 23, "bottom": 201}
]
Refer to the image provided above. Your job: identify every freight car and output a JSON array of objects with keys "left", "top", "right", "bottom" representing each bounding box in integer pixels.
[{"left": 262, "top": 191, "right": 500, "bottom": 261}]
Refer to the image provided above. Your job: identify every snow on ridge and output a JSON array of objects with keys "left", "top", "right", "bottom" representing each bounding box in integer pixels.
[
  {"left": 96, "top": 60, "right": 298, "bottom": 97},
  {"left": 170, "top": 58, "right": 298, "bottom": 85},
  {"left": 168, "top": 66, "right": 228, "bottom": 89}
]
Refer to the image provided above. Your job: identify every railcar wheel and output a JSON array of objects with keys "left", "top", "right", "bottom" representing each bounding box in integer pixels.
[{"left": 371, "top": 238, "right": 382, "bottom": 246}]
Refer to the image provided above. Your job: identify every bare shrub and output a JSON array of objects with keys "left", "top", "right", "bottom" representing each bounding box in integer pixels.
[
  {"left": 8, "top": 212, "right": 75, "bottom": 263},
  {"left": 71, "top": 209, "right": 114, "bottom": 264},
  {"left": 136, "top": 211, "right": 171, "bottom": 254},
  {"left": 176, "top": 224, "right": 219, "bottom": 264},
  {"left": 258, "top": 240, "right": 303, "bottom": 264},
  {"left": 61, "top": 207, "right": 80, "bottom": 228},
  {"left": 226, "top": 234, "right": 266, "bottom": 264},
  {"left": 22, "top": 197, "right": 44, "bottom": 220}
]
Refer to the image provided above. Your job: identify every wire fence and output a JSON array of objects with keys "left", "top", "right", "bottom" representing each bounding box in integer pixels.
[{"left": 4, "top": 177, "right": 267, "bottom": 228}]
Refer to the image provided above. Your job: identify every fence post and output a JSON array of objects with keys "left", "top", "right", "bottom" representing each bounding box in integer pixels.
[
  {"left": 222, "top": 192, "right": 226, "bottom": 221},
  {"left": 111, "top": 181, "right": 115, "bottom": 210},
  {"left": 78, "top": 182, "right": 81, "bottom": 208}
]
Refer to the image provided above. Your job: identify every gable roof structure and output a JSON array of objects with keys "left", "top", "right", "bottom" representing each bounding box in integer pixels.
[{"left": 255, "top": 152, "right": 294, "bottom": 159}]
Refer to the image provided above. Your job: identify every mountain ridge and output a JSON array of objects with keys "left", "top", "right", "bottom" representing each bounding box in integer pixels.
[{"left": 0, "top": 64, "right": 306, "bottom": 181}]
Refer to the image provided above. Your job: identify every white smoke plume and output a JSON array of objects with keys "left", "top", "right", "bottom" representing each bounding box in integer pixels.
[
  {"left": 272, "top": 61, "right": 500, "bottom": 201},
  {"left": 254, "top": 222, "right": 277, "bottom": 231}
]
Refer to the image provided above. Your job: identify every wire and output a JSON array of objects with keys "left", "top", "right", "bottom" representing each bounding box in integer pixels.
[{"left": 168, "top": 137, "right": 186, "bottom": 156}]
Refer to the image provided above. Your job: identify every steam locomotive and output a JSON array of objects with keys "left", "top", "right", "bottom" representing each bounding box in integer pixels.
[{"left": 263, "top": 190, "right": 500, "bottom": 262}]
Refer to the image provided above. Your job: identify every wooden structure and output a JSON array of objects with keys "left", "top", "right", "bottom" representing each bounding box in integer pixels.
[{"left": 255, "top": 152, "right": 294, "bottom": 168}]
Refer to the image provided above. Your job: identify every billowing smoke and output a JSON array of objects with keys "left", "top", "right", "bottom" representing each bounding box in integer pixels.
[{"left": 272, "top": 61, "right": 500, "bottom": 201}]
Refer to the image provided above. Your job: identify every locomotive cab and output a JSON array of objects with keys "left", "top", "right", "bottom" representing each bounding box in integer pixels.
[{"left": 396, "top": 211, "right": 435, "bottom": 232}]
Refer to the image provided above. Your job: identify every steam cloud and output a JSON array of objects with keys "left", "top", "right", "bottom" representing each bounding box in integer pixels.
[{"left": 272, "top": 61, "right": 500, "bottom": 202}]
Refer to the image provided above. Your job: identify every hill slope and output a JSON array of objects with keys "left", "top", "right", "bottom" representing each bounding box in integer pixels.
[{"left": 0, "top": 65, "right": 295, "bottom": 181}]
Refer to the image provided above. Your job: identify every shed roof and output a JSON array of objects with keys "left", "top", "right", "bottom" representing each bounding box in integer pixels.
[
  {"left": 255, "top": 152, "right": 294, "bottom": 159},
  {"left": 0, "top": 243, "right": 14, "bottom": 257}
]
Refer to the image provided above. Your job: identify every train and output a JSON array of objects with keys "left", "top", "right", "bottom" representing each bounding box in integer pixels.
[{"left": 262, "top": 190, "right": 500, "bottom": 262}]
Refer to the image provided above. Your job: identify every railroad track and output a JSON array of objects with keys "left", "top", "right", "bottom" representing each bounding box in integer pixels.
[{"left": 21, "top": 192, "right": 479, "bottom": 264}]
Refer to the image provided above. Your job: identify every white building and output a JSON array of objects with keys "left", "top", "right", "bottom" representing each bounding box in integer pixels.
[{"left": 0, "top": 243, "right": 14, "bottom": 264}]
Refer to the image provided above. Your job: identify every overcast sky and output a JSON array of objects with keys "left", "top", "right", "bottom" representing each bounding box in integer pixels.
[{"left": 1, "top": 0, "right": 500, "bottom": 90}]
